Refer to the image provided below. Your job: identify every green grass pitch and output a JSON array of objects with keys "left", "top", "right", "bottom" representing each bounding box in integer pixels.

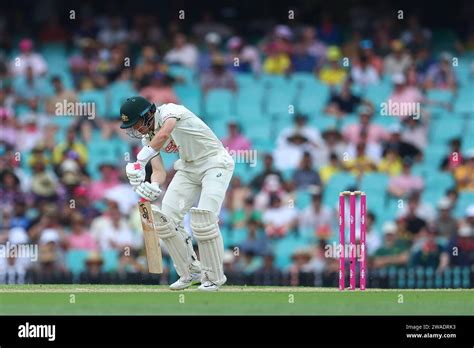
[{"left": 0, "top": 285, "right": 473, "bottom": 315}]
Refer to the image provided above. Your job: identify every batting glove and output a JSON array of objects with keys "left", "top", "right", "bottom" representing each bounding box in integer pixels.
[
  {"left": 126, "top": 162, "right": 145, "bottom": 187},
  {"left": 134, "top": 182, "right": 162, "bottom": 201}
]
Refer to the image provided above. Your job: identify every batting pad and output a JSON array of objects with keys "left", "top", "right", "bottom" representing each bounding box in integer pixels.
[
  {"left": 190, "top": 208, "right": 225, "bottom": 284},
  {"left": 152, "top": 205, "right": 199, "bottom": 278}
]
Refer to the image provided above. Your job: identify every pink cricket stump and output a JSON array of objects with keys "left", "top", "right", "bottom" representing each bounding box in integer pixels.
[
  {"left": 360, "top": 193, "right": 367, "bottom": 290},
  {"left": 339, "top": 194, "right": 345, "bottom": 291},
  {"left": 349, "top": 193, "right": 356, "bottom": 290}
]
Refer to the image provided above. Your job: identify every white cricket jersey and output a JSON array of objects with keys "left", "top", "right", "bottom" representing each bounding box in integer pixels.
[{"left": 148, "top": 103, "right": 224, "bottom": 163}]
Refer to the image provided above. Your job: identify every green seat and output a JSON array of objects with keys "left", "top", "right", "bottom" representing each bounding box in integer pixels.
[
  {"left": 79, "top": 89, "right": 108, "bottom": 118},
  {"left": 204, "top": 89, "right": 236, "bottom": 118},
  {"left": 102, "top": 250, "right": 119, "bottom": 272},
  {"left": 454, "top": 192, "right": 474, "bottom": 218},
  {"left": 65, "top": 249, "right": 89, "bottom": 275},
  {"left": 272, "top": 233, "right": 307, "bottom": 269}
]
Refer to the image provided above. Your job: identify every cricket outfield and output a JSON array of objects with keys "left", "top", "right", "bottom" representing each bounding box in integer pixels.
[{"left": 0, "top": 285, "right": 473, "bottom": 315}]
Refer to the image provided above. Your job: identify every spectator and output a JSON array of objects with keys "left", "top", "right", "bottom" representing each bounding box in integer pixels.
[
  {"left": 201, "top": 55, "right": 237, "bottom": 94},
  {"left": 401, "top": 117, "right": 428, "bottom": 151},
  {"left": 14, "top": 66, "right": 48, "bottom": 104},
  {"left": 292, "top": 152, "right": 321, "bottom": 189},
  {"left": 414, "top": 46, "right": 435, "bottom": 81},
  {"left": 66, "top": 212, "right": 97, "bottom": 250},
  {"left": 164, "top": 33, "right": 198, "bottom": 69},
  {"left": 366, "top": 213, "right": 382, "bottom": 256},
  {"left": 342, "top": 105, "right": 388, "bottom": 145},
  {"left": 254, "top": 174, "right": 287, "bottom": 211},
  {"left": 319, "top": 152, "right": 342, "bottom": 184},
  {"left": 46, "top": 75, "right": 79, "bottom": 115},
  {"left": 222, "top": 121, "right": 252, "bottom": 152},
  {"left": 317, "top": 13, "right": 341, "bottom": 45},
  {"left": 29, "top": 157, "right": 57, "bottom": 203},
  {"left": 321, "top": 129, "right": 346, "bottom": 160},
  {"left": 79, "top": 251, "right": 109, "bottom": 284},
  {"left": 262, "top": 194, "right": 298, "bottom": 239},
  {"left": 300, "top": 26, "right": 327, "bottom": 69},
  {"left": 263, "top": 42, "right": 291, "bottom": 75},
  {"left": 459, "top": 205, "right": 474, "bottom": 237},
  {"left": 372, "top": 223, "right": 410, "bottom": 269},
  {"left": 401, "top": 15, "right": 432, "bottom": 50},
  {"left": 357, "top": 39, "right": 384, "bottom": 75},
  {"left": 325, "top": 78, "right": 368, "bottom": 117},
  {"left": 410, "top": 227, "right": 449, "bottom": 272},
  {"left": 97, "top": 16, "right": 129, "bottom": 47},
  {"left": 0, "top": 227, "right": 31, "bottom": 284},
  {"left": 273, "top": 114, "right": 325, "bottom": 171},
  {"left": 454, "top": 149, "right": 474, "bottom": 192},
  {"left": 440, "top": 138, "right": 463, "bottom": 172},
  {"left": 39, "top": 14, "right": 69, "bottom": 43},
  {"left": 231, "top": 196, "right": 262, "bottom": 230},
  {"left": 140, "top": 72, "right": 179, "bottom": 105},
  {"left": 253, "top": 253, "right": 282, "bottom": 285},
  {"left": 448, "top": 223, "right": 474, "bottom": 267},
  {"left": 435, "top": 197, "right": 458, "bottom": 240},
  {"left": 382, "top": 124, "right": 422, "bottom": 161},
  {"left": 344, "top": 142, "right": 377, "bottom": 177},
  {"left": 298, "top": 192, "right": 332, "bottom": 239},
  {"left": 319, "top": 46, "right": 347, "bottom": 86},
  {"left": 351, "top": 53, "right": 379, "bottom": 86},
  {"left": 52, "top": 127, "right": 88, "bottom": 170},
  {"left": 10, "top": 39, "right": 48, "bottom": 77},
  {"left": 250, "top": 154, "right": 284, "bottom": 191},
  {"left": 0, "top": 170, "right": 24, "bottom": 211},
  {"left": 226, "top": 36, "right": 261, "bottom": 74},
  {"left": 291, "top": 42, "right": 317, "bottom": 73},
  {"left": 90, "top": 200, "right": 135, "bottom": 251},
  {"left": 387, "top": 158, "right": 424, "bottom": 198},
  {"left": 425, "top": 52, "right": 457, "bottom": 90},
  {"left": 386, "top": 73, "right": 424, "bottom": 118},
  {"left": 383, "top": 40, "right": 412, "bottom": 76},
  {"left": 399, "top": 191, "right": 436, "bottom": 224},
  {"left": 68, "top": 38, "right": 99, "bottom": 90},
  {"left": 240, "top": 219, "right": 269, "bottom": 255},
  {"left": 346, "top": 129, "right": 383, "bottom": 164},
  {"left": 0, "top": 101, "right": 17, "bottom": 147},
  {"left": 197, "top": 32, "right": 222, "bottom": 74},
  {"left": 378, "top": 147, "right": 403, "bottom": 176}
]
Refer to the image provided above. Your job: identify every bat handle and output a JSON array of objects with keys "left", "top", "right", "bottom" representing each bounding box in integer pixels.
[{"left": 134, "top": 162, "right": 149, "bottom": 203}]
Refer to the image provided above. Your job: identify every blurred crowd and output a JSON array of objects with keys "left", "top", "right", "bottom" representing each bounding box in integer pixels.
[{"left": 1, "top": 4, "right": 474, "bottom": 286}]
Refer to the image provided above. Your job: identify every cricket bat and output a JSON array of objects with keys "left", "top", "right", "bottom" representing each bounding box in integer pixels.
[{"left": 135, "top": 163, "right": 163, "bottom": 274}]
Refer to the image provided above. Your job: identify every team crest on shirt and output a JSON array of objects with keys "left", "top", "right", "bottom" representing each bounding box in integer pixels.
[{"left": 164, "top": 139, "right": 180, "bottom": 153}]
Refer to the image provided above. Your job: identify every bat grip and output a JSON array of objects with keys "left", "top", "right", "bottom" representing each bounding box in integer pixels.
[{"left": 134, "top": 162, "right": 148, "bottom": 203}]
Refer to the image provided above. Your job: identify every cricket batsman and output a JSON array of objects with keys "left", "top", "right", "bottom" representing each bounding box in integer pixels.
[{"left": 120, "top": 96, "right": 234, "bottom": 291}]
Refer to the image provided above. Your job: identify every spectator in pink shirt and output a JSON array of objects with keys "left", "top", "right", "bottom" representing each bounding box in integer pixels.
[
  {"left": 66, "top": 213, "right": 97, "bottom": 250},
  {"left": 343, "top": 105, "right": 389, "bottom": 145},
  {"left": 222, "top": 121, "right": 252, "bottom": 152},
  {"left": 139, "top": 72, "right": 179, "bottom": 105},
  {"left": 387, "top": 73, "right": 424, "bottom": 116},
  {"left": 388, "top": 157, "right": 424, "bottom": 198},
  {"left": 88, "top": 164, "right": 120, "bottom": 201}
]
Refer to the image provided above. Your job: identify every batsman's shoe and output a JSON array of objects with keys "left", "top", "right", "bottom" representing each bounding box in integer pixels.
[
  {"left": 169, "top": 273, "right": 201, "bottom": 290},
  {"left": 197, "top": 275, "right": 227, "bottom": 292}
]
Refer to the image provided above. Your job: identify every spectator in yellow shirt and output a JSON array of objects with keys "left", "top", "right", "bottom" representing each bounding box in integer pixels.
[
  {"left": 454, "top": 150, "right": 474, "bottom": 192},
  {"left": 52, "top": 127, "right": 88, "bottom": 170},
  {"left": 263, "top": 42, "right": 291, "bottom": 75},
  {"left": 320, "top": 153, "right": 342, "bottom": 183},
  {"left": 379, "top": 148, "right": 403, "bottom": 176},
  {"left": 345, "top": 142, "right": 377, "bottom": 177},
  {"left": 319, "top": 46, "right": 347, "bottom": 86}
]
